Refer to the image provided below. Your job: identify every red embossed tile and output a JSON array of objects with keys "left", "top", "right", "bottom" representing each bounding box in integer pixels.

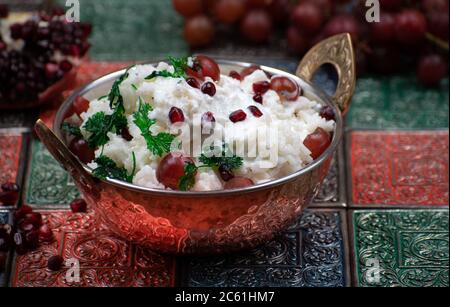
[
  {"left": 39, "top": 61, "right": 135, "bottom": 127},
  {"left": 11, "top": 210, "right": 175, "bottom": 287},
  {"left": 349, "top": 130, "right": 449, "bottom": 207},
  {"left": 0, "top": 131, "right": 23, "bottom": 185}
]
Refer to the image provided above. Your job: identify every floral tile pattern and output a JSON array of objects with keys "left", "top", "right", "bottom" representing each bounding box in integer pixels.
[
  {"left": 352, "top": 209, "right": 449, "bottom": 287},
  {"left": 11, "top": 210, "right": 176, "bottom": 287},
  {"left": 349, "top": 130, "right": 449, "bottom": 207},
  {"left": 180, "top": 210, "right": 349, "bottom": 287},
  {"left": 24, "top": 140, "right": 80, "bottom": 208}
]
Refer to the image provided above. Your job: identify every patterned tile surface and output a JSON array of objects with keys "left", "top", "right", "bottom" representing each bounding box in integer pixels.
[
  {"left": 24, "top": 140, "right": 80, "bottom": 208},
  {"left": 0, "top": 131, "right": 23, "bottom": 185},
  {"left": 11, "top": 210, "right": 175, "bottom": 287},
  {"left": 181, "top": 210, "right": 348, "bottom": 287},
  {"left": 347, "top": 77, "right": 449, "bottom": 129},
  {"left": 0, "top": 110, "right": 36, "bottom": 129},
  {"left": 352, "top": 209, "right": 449, "bottom": 287},
  {"left": 57, "top": 0, "right": 187, "bottom": 61},
  {"left": 349, "top": 130, "right": 449, "bottom": 207}
]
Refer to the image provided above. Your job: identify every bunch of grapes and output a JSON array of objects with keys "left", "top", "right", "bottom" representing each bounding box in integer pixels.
[
  {"left": 173, "top": 0, "right": 448, "bottom": 86},
  {"left": 0, "top": 5, "right": 92, "bottom": 105}
]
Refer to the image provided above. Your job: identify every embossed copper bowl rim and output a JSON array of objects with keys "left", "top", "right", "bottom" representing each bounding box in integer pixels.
[{"left": 54, "top": 60, "right": 343, "bottom": 197}]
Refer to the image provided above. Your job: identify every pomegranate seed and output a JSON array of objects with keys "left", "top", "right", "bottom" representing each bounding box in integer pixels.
[
  {"left": 60, "top": 60, "right": 73, "bottom": 72},
  {"left": 201, "top": 82, "right": 216, "bottom": 97},
  {"left": 38, "top": 224, "right": 54, "bottom": 243},
  {"left": 0, "top": 182, "right": 20, "bottom": 206},
  {"left": 24, "top": 212, "right": 43, "bottom": 227},
  {"left": 68, "top": 45, "right": 80, "bottom": 57},
  {"left": 10, "top": 23, "right": 23, "bottom": 39},
  {"left": 19, "top": 221, "right": 35, "bottom": 233},
  {"left": 70, "top": 198, "right": 87, "bottom": 213},
  {"left": 319, "top": 105, "right": 336, "bottom": 121},
  {"left": 14, "top": 205, "right": 33, "bottom": 221},
  {"left": 229, "top": 110, "right": 247, "bottom": 123},
  {"left": 169, "top": 107, "right": 185, "bottom": 124},
  {"left": 186, "top": 77, "right": 200, "bottom": 89},
  {"left": 72, "top": 96, "right": 90, "bottom": 115},
  {"left": 202, "top": 112, "right": 216, "bottom": 124},
  {"left": 253, "top": 94, "right": 263, "bottom": 104},
  {"left": 253, "top": 81, "right": 270, "bottom": 94},
  {"left": 219, "top": 165, "right": 234, "bottom": 182},
  {"left": 229, "top": 71, "right": 242, "bottom": 80},
  {"left": 248, "top": 106, "right": 263, "bottom": 118},
  {"left": 45, "top": 63, "right": 59, "bottom": 78},
  {"left": 47, "top": 255, "right": 64, "bottom": 271},
  {"left": 121, "top": 127, "right": 133, "bottom": 141}
]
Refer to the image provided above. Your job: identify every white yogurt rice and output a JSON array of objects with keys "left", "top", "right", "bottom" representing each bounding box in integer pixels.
[{"left": 79, "top": 61, "right": 335, "bottom": 191}]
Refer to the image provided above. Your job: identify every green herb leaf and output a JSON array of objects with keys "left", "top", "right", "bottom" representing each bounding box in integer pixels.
[
  {"left": 145, "top": 56, "right": 188, "bottom": 80},
  {"left": 178, "top": 162, "right": 198, "bottom": 191},
  {"left": 133, "top": 101, "right": 176, "bottom": 157},
  {"left": 199, "top": 144, "right": 243, "bottom": 170},
  {"left": 61, "top": 122, "right": 82, "bottom": 138},
  {"left": 92, "top": 153, "right": 135, "bottom": 183}
]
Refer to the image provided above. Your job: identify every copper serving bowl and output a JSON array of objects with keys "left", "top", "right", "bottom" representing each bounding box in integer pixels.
[{"left": 35, "top": 34, "right": 356, "bottom": 255}]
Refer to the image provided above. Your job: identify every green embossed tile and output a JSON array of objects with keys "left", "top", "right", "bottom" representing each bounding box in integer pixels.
[
  {"left": 352, "top": 209, "right": 449, "bottom": 287},
  {"left": 57, "top": 0, "right": 187, "bottom": 60},
  {"left": 24, "top": 140, "right": 80, "bottom": 208},
  {"left": 347, "top": 77, "right": 449, "bottom": 129}
]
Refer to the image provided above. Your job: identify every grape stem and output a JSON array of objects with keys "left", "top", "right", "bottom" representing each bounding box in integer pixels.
[{"left": 425, "top": 32, "right": 449, "bottom": 52}]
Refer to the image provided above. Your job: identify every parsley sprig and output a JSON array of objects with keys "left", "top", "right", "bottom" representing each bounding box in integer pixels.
[
  {"left": 92, "top": 152, "right": 136, "bottom": 183},
  {"left": 145, "top": 56, "right": 188, "bottom": 80},
  {"left": 83, "top": 67, "right": 134, "bottom": 148},
  {"left": 178, "top": 144, "right": 244, "bottom": 191},
  {"left": 133, "top": 100, "right": 176, "bottom": 157}
]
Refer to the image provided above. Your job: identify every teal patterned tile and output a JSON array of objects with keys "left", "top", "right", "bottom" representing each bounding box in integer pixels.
[
  {"left": 57, "top": 0, "right": 187, "bottom": 61},
  {"left": 347, "top": 77, "right": 449, "bottom": 129},
  {"left": 24, "top": 140, "right": 80, "bottom": 208},
  {"left": 352, "top": 209, "right": 449, "bottom": 287}
]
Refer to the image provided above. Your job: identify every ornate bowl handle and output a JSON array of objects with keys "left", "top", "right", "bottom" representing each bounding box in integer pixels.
[
  {"left": 296, "top": 33, "right": 356, "bottom": 115},
  {"left": 34, "top": 119, "right": 96, "bottom": 194}
]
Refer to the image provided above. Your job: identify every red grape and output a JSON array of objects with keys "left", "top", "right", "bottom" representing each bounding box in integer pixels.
[
  {"left": 270, "top": 76, "right": 300, "bottom": 101},
  {"left": 370, "top": 12, "right": 396, "bottom": 44},
  {"left": 184, "top": 15, "right": 215, "bottom": 47},
  {"left": 395, "top": 9, "right": 427, "bottom": 44},
  {"left": 173, "top": 0, "right": 203, "bottom": 18},
  {"left": 421, "top": 0, "right": 449, "bottom": 13},
  {"left": 269, "top": 0, "right": 291, "bottom": 24},
  {"left": 69, "top": 139, "right": 95, "bottom": 164},
  {"left": 246, "top": 0, "right": 271, "bottom": 9},
  {"left": 323, "top": 15, "right": 361, "bottom": 42},
  {"left": 157, "top": 153, "right": 196, "bottom": 190},
  {"left": 427, "top": 12, "right": 449, "bottom": 40},
  {"left": 224, "top": 177, "right": 254, "bottom": 189},
  {"left": 368, "top": 46, "right": 401, "bottom": 74},
  {"left": 240, "top": 10, "right": 273, "bottom": 43},
  {"left": 305, "top": 0, "right": 333, "bottom": 17},
  {"left": 291, "top": 2, "right": 324, "bottom": 34},
  {"left": 188, "top": 55, "right": 221, "bottom": 81},
  {"left": 303, "top": 127, "right": 331, "bottom": 160},
  {"left": 241, "top": 65, "right": 260, "bottom": 78},
  {"left": 417, "top": 54, "right": 448, "bottom": 86},
  {"left": 215, "top": 0, "right": 246, "bottom": 24},
  {"left": 287, "top": 26, "right": 309, "bottom": 55}
]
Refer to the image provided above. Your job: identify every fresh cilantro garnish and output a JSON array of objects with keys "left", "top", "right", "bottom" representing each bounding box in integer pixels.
[
  {"left": 133, "top": 100, "right": 176, "bottom": 157},
  {"left": 131, "top": 84, "right": 138, "bottom": 90},
  {"left": 145, "top": 56, "right": 188, "bottom": 80},
  {"left": 83, "top": 68, "right": 133, "bottom": 149},
  {"left": 92, "top": 152, "right": 136, "bottom": 183},
  {"left": 83, "top": 110, "right": 127, "bottom": 148},
  {"left": 61, "top": 122, "right": 82, "bottom": 138},
  {"left": 177, "top": 144, "right": 244, "bottom": 191},
  {"left": 178, "top": 161, "right": 198, "bottom": 191},
  {"left": 199, "top": 144, "right": 244, "bottom": 170}
]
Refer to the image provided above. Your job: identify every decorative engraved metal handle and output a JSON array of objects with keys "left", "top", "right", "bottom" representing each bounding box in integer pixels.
[
  {"left": 296, "top": 33, "right": 356, "bottom": 115},
  {"left": 34, "top": 119, "right": 96, "bottom": 193}
]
